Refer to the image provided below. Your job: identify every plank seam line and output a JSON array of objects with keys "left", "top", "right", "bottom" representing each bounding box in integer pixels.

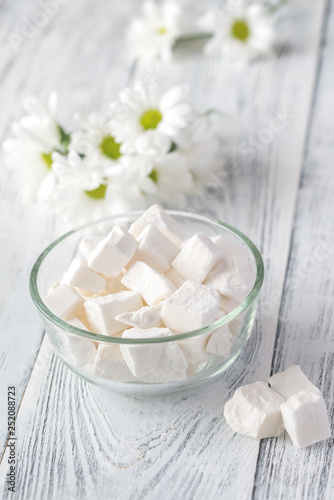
[
  {"left": 251, "top": 0, "right": 331, "bottom": 497},
  {"left": 0, "top": 330, "right": 46, "bottom": 464}
]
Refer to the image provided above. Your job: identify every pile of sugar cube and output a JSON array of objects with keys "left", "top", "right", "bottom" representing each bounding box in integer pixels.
[
  {"left": 44, "top": 204, "right": 255, "bottom": 383},
  {"left": 224, "top": 365, "right": 331, "bottom": 448}
]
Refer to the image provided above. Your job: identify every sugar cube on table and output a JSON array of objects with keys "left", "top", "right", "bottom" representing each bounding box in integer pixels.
[
  {"left": 84, "top": 291, "right": 143, "bottom": 336},
  {"left": 280, "top": 391, "right": 331, "bottom": 448},
  {"left": 78, "top": 237, "right": 102, "bottom": 259},
  {"left": 120, "top": 327, "right": 188, "bottom": 383},
  {"left": 164, "top": 267, "right": 185, "bottom": 288},
  {"left": 206, "top": 311, "right": 234, "bottom": 358},
  {"left": 134, "top": 223, "right": 179, "bottom": 273},
  {"left": 93, "top": 344, "right": 136, "bottom": 382},
  {"left": 116, "top": 303, "right": 163, "bottom": 329},
  {"left": 161, "top": 280, "right": 220, "bottom": 333},
  {"left": 88, "top": 225, "right": 138, "bottom": 277},
  {"left": 224, "top": 381, "right": 285, "bottom": 439},
  {"left": 268, "top": 365, "right": 321, "bottom": 400},
  {"left": 205, "top": 259, "right": 251, "bottom": 302},
  {"left": 172, "top": 233, "right": 222, "bottom": 283},
  {"left": 121, "top": 261, "right": 176, "bottom": 305},
  {"left": 61, "top": 257, "right": 106, "bottom": 293},
  {"left": 44, "top": 284, "right": 83, "bottom": 320},
  {"left": 128, "top": 204, "right": 184, "bottom": 245}
]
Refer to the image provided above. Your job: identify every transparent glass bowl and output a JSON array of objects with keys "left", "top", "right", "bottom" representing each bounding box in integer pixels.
[{"left": 30, "top": 210, "right": 264, "bottom": 396}]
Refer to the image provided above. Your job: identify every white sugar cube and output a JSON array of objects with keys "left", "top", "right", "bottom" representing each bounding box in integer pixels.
[
  {"left": 120, "top": 327, "right": 188, "bottom": 383},
  {"left": 164, "top": 267, "right": 185, "bottom": 288},
  {"left": 128, "top": 204, "right": 184, "bottom": 245},
  {"left": 281, "top": 391, "right": 331, "bottom": 448},
  {"left": 116, "top": 303, "right": 162, "bottom": 329},
  {"left": 161, "top": 280, "right": 220, "bottom": 333},
  {"left": 135, "top": 224, "right": 179, "bottom": 273},
  {"left": 44, "top": 284, "right": 83, "bottom": 319},
  {"left": 268, "top": 365, "right": 321, "bottom": 400},
  {"left": 84, "top": 291, "right": 143, "bottom": 336},
  {"left": 78, "top": 237, "right": 102, "bottom": 259},
  {"left": 172, "top": 233, "right": 222, "bottom": 283},
  {"left": 93, "top": 344, "right": 136, "bottom": 382},
  {"left": 205, "top": 259, "right": 251, "bottom": 302},
  {"left": 121, "top": 261, "right": 176, "bottom": 305},
  {"left": 224, "top": 381, "right": 285, "bottom": 439},
  {"left": 88, "top": 225, "right": 138, "bottom": 277},
  {"left": 206, "top": 311, "right": 233, "bottom": 358},
  {"left": 61, "top": 258, "right": 106, "bottom": 293}
]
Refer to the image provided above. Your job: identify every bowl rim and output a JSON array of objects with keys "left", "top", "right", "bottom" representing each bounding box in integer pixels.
[{"left": 29, "top": 210, "right": 264, "bottom": 345}]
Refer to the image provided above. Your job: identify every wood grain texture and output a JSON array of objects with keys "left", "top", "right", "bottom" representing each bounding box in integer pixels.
[
  {"left": 253, "top": 0, "right": 334, "bottom": 497},
  {"left": 0, "top": 0, "right": 331, "bottom": 498}
]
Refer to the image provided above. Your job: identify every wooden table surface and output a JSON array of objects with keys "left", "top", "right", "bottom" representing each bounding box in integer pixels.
[{"left": 0, "top": 0, "right": 333, "bottom": 498}]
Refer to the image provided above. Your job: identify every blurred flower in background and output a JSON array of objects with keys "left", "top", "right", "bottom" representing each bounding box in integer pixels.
[
  {"left": 126, "top": 0, "right": 182, "bottom": 62},
  {"left": 3, "top": 86, "right": 220, "bottom": 227},
  {"left": 198, "top": 3, "right": 275, "bottom": 62}
]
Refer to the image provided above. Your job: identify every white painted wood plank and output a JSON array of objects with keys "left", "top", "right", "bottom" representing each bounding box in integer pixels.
[
  {"left": 253, "top": 0, "right": 334, "bottom": 497},
  {"left": 0, "top": 0, "right": 135, "bottom": 451},
  {"left": 0, "top": 1, "right": 327, "bottom": 499}
]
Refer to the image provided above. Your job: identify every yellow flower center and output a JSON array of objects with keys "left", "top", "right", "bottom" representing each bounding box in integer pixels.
[
  {"left": 148, "top": 168, "right": 159, "bottom": 184},
  {"left": 100, "top": 136, "right": 122, "bottom": 160},
  {"left": 85, "top": 184, "right": 107, "bottom": 199},
  {"left": 41, "top": 152, "right": 53, "bottom": 170},
  {"left": 158, "top": 27, "right": 167, "bottom": 34},
  {"left": 231, "top": 20, "right": 250, "bottom": 42},
  {"left": 140, "top": 109, "right": 162, "bottom": 130}
]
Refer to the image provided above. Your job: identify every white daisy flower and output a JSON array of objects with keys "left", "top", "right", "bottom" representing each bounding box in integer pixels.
[
  {"left": 140, "top": 151, "right": 194, "bottom": 207},
  {"left": 49, "top": 152, "right": 152, "bottom": 227},
  {"left": 126, "top": 0, "right": 182, "bottom": 62},
  {"left": 198, "top": 3, "right": 275, "bottom": 63},
  {"left": 175, "top": 114, "right": 221, "bottom": 188},
  {"left": 2, "top": 92, "right": 68, "bottom": 203},
  {"left": 109, "top": 83, "right": 194, "bottom": 154}
]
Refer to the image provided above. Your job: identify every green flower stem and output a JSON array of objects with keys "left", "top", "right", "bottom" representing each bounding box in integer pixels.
[{"left": 174, "top": 32, "right": 213, "bottom": 45}]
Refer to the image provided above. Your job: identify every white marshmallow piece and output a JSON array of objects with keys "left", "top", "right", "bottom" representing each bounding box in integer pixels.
[
  {"left": 281, "top": 391, "right": 331, "bottom": 448},
  {"left": 121, "top": 261, "right": 176, "bottom": 305},
  {"left": 206, "top": 311, "right": 234, "bottom": 358},
  {"left": 205, "top": 259, "right": 251, "bottom": 302},
  {"left": 106, "top": 275, "right": 126, "bottom": 294},
  {"left": 179, "top": 333, "right": 211, "bottom": 364},
  {"left": 78, "top": 237, "right": 102, "bottom": 259},
  {"left": 44, "top": 284, "right": 83, "bottom": 319},
  {"left": 211, "top": 235, "right": 256, "bottom": 286},
  {"left": 84, "top": 291, "right": 143, "bottom": 336},
  {"left": 128, "top": 204, "right": 184, "bottom": 245},
  {"left": 62, "top": 258, "right": 106, "bottom": 293},
  {"left": 88, "top": 225, "right": 138, "bottom": 277},
  {"left": 172, "top": 233, "right": 221, "bottom": 283},
  {"left": 268, "top": 365, "right": 321, "bottom": 400},
  {"left": 224, "top": 381, "right": 285, "bottom": 439},
  {"left": 61, "top": 318, "right": 96, "bottom": 370},
  {"left": 161, "top": 280, "right": 219, "bottom": 333},
  {"left": 93, "top": 344, "right": 136, "bottom": 382},
  {"left": 164, "top": 267, "right": 185, "bottom": 288},
  {"left": 120, "top": 327, "right": 188, "bottom": 383},
  {"left": 116, "top": 303, "right": 162, "bottom": 329},
  {"left": 135, "top": 224, "right": 179, "bottom": 273}
]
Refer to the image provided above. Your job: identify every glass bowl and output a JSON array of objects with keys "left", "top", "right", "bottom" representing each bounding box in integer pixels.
[{"left": 29, "top": 210, "right": 264, "bottom": 396}]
